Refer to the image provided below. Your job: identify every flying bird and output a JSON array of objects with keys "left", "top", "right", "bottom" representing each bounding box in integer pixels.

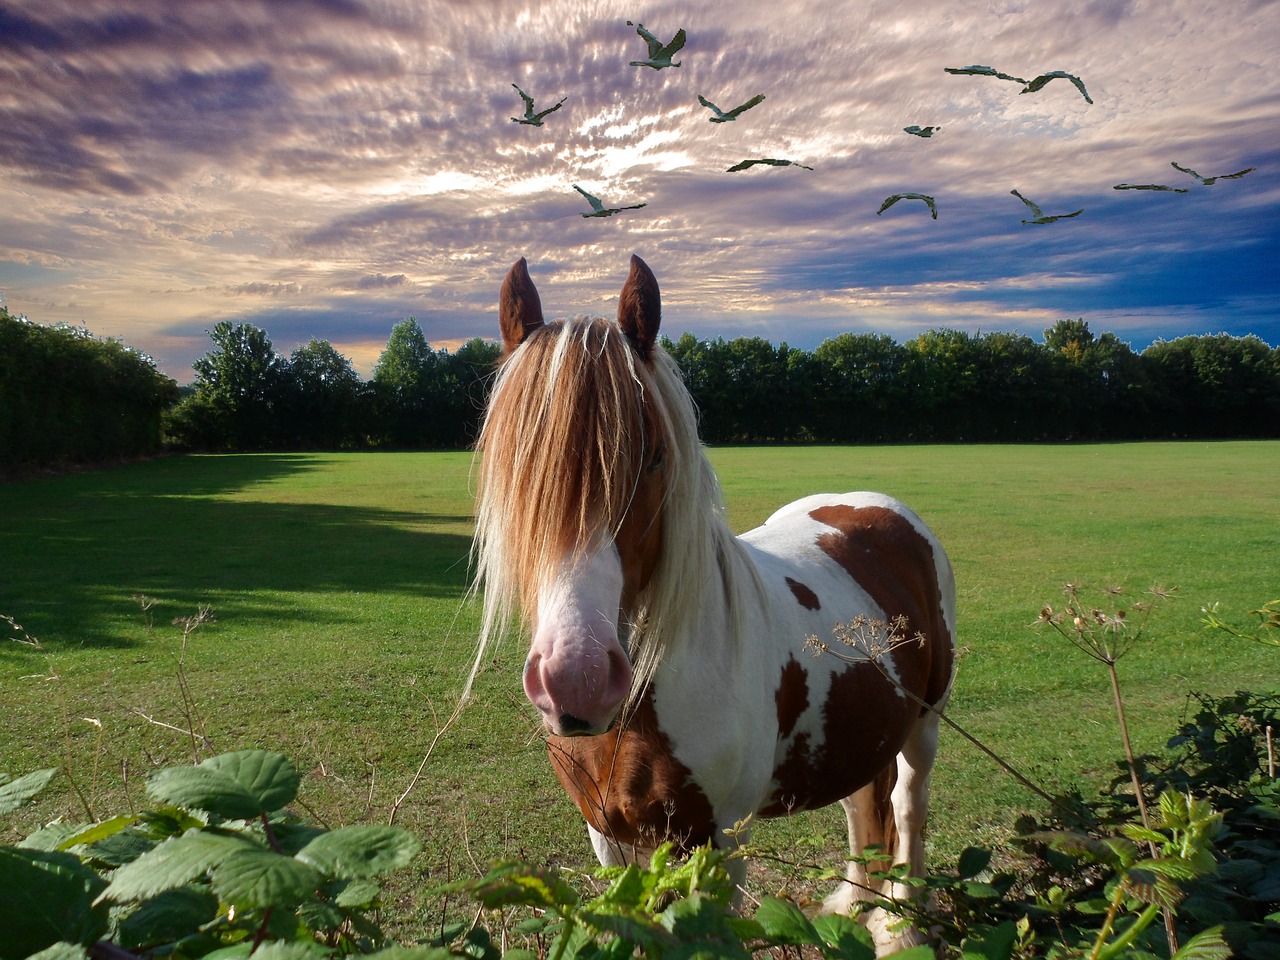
[
  {"left": 1171, "top": 161, "right": 1256, "bottom": 185},
  {"left": 510, "top": 84, "right": 566, "bottom": 126},
  {"left": 903, "top": 125, "right": 941, "bottom": 138},
  {"left": 876, "top": 193, "right": 939, "bottom": 219},
  {"left": 1011, "top": 189, "right": 1084, "bottom": 224},
  {"left": 1020, "top": 71, "right": 1093, "bottom": 104},
  {"left": 627, "top": 20, "right": 686, "bottom": 69},
  {"left": 1114, "top": 183, "right": 1190, "bottom": 193},
  {"left": 698, "top": 93, "right": 766, "bottom": 122},
  {"left": 944, "top": 64, "right": 1028, "bottom": 84},
  {"left": 573, "top": 184, "right": 647, "bottom": 218},
  {"left": 726, "top": 158, "right": 813, "bottom": 172},
  {"left": 946, "top": 65, "right": 1092, "bottom": 104}
]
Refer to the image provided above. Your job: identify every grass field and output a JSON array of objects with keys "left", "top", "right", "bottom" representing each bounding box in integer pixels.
[{"left": 2, "top": 443, "right": 1277, "bottom": 925}]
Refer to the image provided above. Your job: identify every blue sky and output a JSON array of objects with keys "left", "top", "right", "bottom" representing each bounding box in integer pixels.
[{"left": 1, "top": 0, "right": 1276, "bottom": 382}]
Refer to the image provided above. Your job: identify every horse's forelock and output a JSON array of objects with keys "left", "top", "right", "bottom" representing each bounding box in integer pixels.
[{"left": 475, "top": 318, "right": 659, "bottom": 618}]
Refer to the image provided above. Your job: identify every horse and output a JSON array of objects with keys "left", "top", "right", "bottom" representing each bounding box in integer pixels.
[{"left": 471, "top": 254, "right": 956, "bottom": 952}]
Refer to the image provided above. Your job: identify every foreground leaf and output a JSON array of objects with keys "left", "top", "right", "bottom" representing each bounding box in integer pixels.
[
  {"left": 296, "top": 824, "right": 420, "bottom": 879},
  {"left": 211, "top": 847, "right": 323, "bottom": 909},
  {"left": 754, "top": 895, "right": 819, "bottom": 945},
  {"left": 115, "top": 885, "right": 220, "bottom": 950},
  {"left": 0, "top": 846, "right": 109, "bottom": 959},
  {"left": 147, "top": 750, "right": 300, "bottom": 819},
  {"left": 0, "top": 767, "right": 57, "bottom": 814},
  {"left": 811, "top": 912, "right": 876, "bottom": 960},
  {"left": 103, "top": 828, "right": 251, "bottom": 902}
]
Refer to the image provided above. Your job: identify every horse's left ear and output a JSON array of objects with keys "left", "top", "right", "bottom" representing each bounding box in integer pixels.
[
  {"left": 617, "top": 254, "right": 660, "bottom": 361},
  {"left": 499, "top": 257, "right": 545, "bottom": 355}
]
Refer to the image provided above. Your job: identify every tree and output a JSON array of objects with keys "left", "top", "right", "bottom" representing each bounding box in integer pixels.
[
  {"left": 168, "top": 321, "right": 287, "bottom": 450},
  {"left": 812, "top": 333, "right": 907, "bottom": 442},
  {"left": 1, "top": 307, "right": 178, "bottom": 469},
  {"left": 1143, "top": 334, "right": 1280, "bottom": 437},
  {"left": 280, "top": 339, "right": 366, "bottom": 449}
]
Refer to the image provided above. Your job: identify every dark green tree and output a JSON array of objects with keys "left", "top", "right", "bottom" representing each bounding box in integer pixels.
[
  {"left": 1, "top": 307, "right": 177, "bottom": 469},
  {"left": 811, "top": 333, "right": 907, "bottom": 442},
  {"left": 280, "top": 338, "right": 366, "bottom": 449},
  {"left": 1143, "top": 334, "right": 1280, "bottom": 437},
  {"left": 167, "top": 321, "right": 287, "bottom": 450}
]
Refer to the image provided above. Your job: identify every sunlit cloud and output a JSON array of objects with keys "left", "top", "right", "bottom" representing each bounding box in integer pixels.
[{"left": 0, "top": 0, "right": 1275, "bottom": 381}]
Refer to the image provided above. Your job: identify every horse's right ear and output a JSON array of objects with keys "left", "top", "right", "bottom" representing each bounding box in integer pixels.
[{"left": 499, "top": 257, "right": 545, "bottom": 354}]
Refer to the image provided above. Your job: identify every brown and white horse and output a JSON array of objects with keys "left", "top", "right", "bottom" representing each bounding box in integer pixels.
[{"left": 472, "top": 255, "right": 955, "bottom": 952}]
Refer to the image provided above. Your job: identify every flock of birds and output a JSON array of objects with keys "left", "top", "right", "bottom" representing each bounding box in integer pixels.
[{"left": 509, "top": 22, "right": 1256, "bottom": 222}]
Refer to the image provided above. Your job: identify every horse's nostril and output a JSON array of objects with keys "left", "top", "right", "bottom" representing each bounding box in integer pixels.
[{"left": 557, "top": 713, "right": 594, "bottom": 736}]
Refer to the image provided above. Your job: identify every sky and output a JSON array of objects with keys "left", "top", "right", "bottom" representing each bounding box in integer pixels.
[{"left": 1, "top": 0, "right": 1277, "bottom": 384}]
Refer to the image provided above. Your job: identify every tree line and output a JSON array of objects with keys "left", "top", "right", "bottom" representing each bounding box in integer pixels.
[
  {"left": 1, "top": 306, "right": 179, "bottom": 473},
  {"left": 4, "top": 307, "right": 1279, "bottom": 471}
]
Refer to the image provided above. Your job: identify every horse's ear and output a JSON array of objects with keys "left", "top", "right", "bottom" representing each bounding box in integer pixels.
[
  {"left": 499, "top": 257, "right": 545, "bottom": 354},
  {"left": 617, "top": 254, "right": 660, "bottom": 361}
]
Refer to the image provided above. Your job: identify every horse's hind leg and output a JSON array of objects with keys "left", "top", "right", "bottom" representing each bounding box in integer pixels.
[
  {"left": 873, "top": 708, "right": 943, "bottom": 952},
  {"left": 822, "top": 770, "right": 894, "bottom": 917},
  {"left": 824, "top": 711, "right": 942, "bottom": 955}
]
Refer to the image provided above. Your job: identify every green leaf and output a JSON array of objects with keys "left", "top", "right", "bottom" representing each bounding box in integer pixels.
[
  {"left": 24, "top": 945, "right": 88, "bottom": 960},
  {"left": 811, "top": 912, "right": 876, "bottom": 960},
  {"left": 0, "top": 768, "right": 57, "bottom": 814},
  {"left": 577, "top": 907, "right": 674, "bottom": 953},
  {"left": 78, "top": 829, "right": 156, "bottom": 867},
  {"left": 0, "top": 846, "right": 109, "bottom": 959},
  {"left": 16, "top": 823, "right": 89, "bottom": 852},
  {"left": 58, "top": 814, "right": 136, "bottom": 851},
  {"left": 115, "top": 885, "right": 220, "bottom": 949},
  {"left": 295, "top": 824, "right": 420, "bottom": 879},
  {"left": 467, "top": 864, "right": 580, "bottom": 910},
  {"left": 753, "top": 895, "right": 819, "bottom": 945},
  {"left": 957, "top": 846, "right": 993, "bottom": 879},
  {"left": 147, "top": 750, "right": 300, "bottom": 819},
  {"left": 960, "top": 920, "right": 1018, "bottom": 960},
  {"left": 103, "top": 828, "right": 251, "bottom": 902},
  {"left": 1171, "top": 925, "right": 1231, "bottom": 960},
  {"left": 335, "top": 877, "right": 382, "bottom": 908},
  {"left": 210, "top": 847, "right": 323, "bottom": 909},
  {"left": 893, "top": 947, "right": 939, "bottom": 960}
]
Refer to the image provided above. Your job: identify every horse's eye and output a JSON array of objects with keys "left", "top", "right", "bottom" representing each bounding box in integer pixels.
[{"left": 647, "top": 443, "right": 666, "bottom": 473}]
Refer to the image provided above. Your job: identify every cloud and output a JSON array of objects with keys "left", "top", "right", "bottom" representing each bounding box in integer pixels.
[{"left": 0, "top": 0, "right": 1275, "bottom": 383}]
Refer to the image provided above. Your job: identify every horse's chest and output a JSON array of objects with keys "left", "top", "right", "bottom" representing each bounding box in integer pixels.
[{"left": 546, "top": 692, "right": 718, "bottom": 851}]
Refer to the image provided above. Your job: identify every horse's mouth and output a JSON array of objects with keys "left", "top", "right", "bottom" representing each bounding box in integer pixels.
[{"left": 548, "top": 712, "right": 618, "bottom": 738}]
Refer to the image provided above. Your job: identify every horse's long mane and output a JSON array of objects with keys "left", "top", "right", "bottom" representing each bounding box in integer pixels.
[{"left": 471, "top": 315, "right": 762, "bottom": 702}]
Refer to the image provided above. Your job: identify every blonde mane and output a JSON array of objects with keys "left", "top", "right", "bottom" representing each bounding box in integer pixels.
[{"left": 470, "top": 316, "right": 762, "bottom": 703}]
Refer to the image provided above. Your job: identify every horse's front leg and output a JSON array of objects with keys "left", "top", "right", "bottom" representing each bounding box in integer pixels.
[{"left": 586, "top": 823, "right": 651, "bottom": 868}]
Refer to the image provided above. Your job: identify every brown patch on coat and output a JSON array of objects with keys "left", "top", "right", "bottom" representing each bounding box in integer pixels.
[
  {"left": 547, "top": 688, "right": 715, "bottom": 853},
  {"left": 761, "top": 662, "right": 910, "bottom": 816},
  {"left": 775, "top": 656, "right": 810, "bottom": 739},
  {"left": 809, "top": 504, "right": 953, "bottom": 708},
  {"left": 785, "top": 577, "right": 821, "bottom": 610}
]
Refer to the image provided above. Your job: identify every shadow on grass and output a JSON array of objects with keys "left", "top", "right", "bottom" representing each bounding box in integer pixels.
[{"left": 0, "top": 454, "right": 476, "bottom": 650}]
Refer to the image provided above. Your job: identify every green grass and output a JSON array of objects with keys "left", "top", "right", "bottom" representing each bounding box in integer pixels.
[{"left": 2, "top": 444, "right": 1277, "bottom": 918}]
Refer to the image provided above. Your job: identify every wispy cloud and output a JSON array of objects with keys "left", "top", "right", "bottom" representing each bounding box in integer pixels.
[{"left": 0, "top": 0, "right": 1274, "bottom": 380}]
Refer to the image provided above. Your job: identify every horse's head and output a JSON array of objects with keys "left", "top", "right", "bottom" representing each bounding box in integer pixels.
[{"left": 475, "top": 255, "right": 674, "bottom": 737}]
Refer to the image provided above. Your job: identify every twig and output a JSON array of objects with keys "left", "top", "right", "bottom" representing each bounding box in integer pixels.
[{"left": 389, "top": 695, "right": 467, "bottom": 825}]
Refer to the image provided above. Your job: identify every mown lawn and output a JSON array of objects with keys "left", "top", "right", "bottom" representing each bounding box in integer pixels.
[{"left": 2, "top": 443, "right": 1276, "bottom": 924}]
